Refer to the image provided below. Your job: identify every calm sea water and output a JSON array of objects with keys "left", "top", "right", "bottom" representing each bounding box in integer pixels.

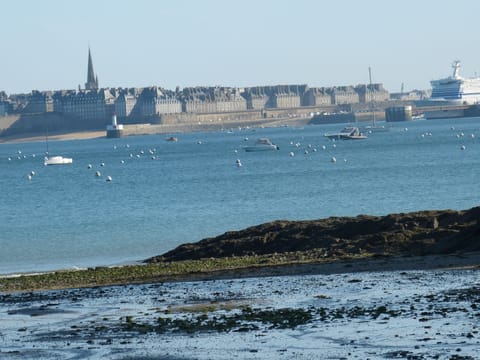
[{"left": 1, "top": 118, "right": 479, "bottom": 275}]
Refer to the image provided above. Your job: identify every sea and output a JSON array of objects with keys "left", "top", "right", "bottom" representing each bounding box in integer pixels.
[{"left": 1, "top": 118, "right": 479, "bottom": 275}]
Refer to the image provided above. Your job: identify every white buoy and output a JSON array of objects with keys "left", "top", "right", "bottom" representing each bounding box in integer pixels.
[
  {"left": 30, "top": 170, "right": 35, "bottom": 177},
  {"left": 100, "top": 162, "right": 105, "bottom": 167},
  {"left": 87, "top": 164, "right": 92, "bottom": 169},
  {"left": 331, "top": 156, "right": 337, "bottom": 163},
  {"left": 121, "top": 160, "right": 125, "bottom": 164},
  {"left": 289, "top": 152, "right": 295, "bottom": 157},
  {"left": 95, "top": 171, "right": 101, "bottom": 177},
  {"left": 461, "top": 145, "right": 466, "bottom": 150},
  {"left": 321, "top": 145, "right": 326, "bottom": 150},
  {"left": 106, "top": 176, "right": 112, "bottom": 182},
  {"left": 332, "top": 144, "right": 336, "bottom": 148}
]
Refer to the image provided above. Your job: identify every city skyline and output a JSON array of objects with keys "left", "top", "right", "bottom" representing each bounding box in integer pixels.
[{"left": 2, "top": 0, "right": 480, "bottom": 94}]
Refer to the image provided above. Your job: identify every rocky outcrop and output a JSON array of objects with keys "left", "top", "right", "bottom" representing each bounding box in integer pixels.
[{"left": 147, "top": 207, "right": 480, "bottom": 263}]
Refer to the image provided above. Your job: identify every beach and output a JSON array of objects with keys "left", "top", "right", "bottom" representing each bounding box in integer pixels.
[
  {"left": 0, "top": 116, "right": 312, "bottom": 144},
  {"left": 1, "top": 253, "right": 479, "bottom": 359}
]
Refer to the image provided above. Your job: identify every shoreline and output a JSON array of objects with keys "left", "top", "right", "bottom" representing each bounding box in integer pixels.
[
  {"left": 1, "top": 252, "right": 479, "bottom": 293},
  {"left": 0, "top": 130, "right": 106, "bottom": 144},
  {"left": 0, "top": 117, "right": 312, "bottom": 144}
]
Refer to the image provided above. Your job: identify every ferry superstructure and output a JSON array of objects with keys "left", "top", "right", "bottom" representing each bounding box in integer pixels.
[{"left": 430, "top": 60, "right": 480, "bottom": 104}]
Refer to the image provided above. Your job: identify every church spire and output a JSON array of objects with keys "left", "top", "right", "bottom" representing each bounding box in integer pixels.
[{"left": 85, "top": 47, "right": 98, "bottom": 90}]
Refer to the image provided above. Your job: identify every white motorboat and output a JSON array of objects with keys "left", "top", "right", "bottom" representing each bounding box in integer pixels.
[
  {"left": 243, "top": 138, "right": 279, "bottom": 152},
  {"left": 44, "top": 155, "right": 73, "bottom": 166},
  {"left": 324, "top": 127, "right": 367, "bottom": 140}
]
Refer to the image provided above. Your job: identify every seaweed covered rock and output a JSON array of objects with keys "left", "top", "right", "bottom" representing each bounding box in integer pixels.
[{"left": 147, "top": 206, "right": 480, "bottom": 263}]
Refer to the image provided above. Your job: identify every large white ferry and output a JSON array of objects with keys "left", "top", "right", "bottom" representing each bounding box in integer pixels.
[
  {"left": 430, "top": 60, "right": 480, "bottom": 104},
  {"left": 421, "top": 61, "right": 480, "bottom": 119}
]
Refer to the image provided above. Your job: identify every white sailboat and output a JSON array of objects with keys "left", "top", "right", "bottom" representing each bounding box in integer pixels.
[{"left": 43, "top": 129, "right": 72, "bottom": 166}]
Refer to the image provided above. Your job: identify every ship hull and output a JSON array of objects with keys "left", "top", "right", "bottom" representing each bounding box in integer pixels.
[{"left": 424, "top": 109, "right": 465, "bottom": 120}]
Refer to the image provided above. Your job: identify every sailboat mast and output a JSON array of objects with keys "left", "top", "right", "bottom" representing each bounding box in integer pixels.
[
  {"left": 45, "top": 123, "right": 50, "bottom": 157},
  {"left": 369, "top": 66, "right": 376, "bottom": 127}
]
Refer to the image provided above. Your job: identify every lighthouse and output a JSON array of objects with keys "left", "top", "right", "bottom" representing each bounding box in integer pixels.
[{"left": 106, "top": 113, "right": 124, "bottom": 138}]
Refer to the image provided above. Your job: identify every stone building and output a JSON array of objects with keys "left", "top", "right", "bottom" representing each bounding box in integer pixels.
[
  {"left": 355, "top": 83, "right": 390, "bottom": 103},
  {"left": 242, "top": 87, "right": 270, "bottom": 110},
  {"left": 22, "top": 90, "right": 53, "bottom": 113},
  {"left": 331, "top": 86, "right": 359, "bottom": 105},
  {"left": 139, "top": 87, "right": 182, "bottom": 116},
  {"left": 273, "top": 85, "right": 306, "bottom": 108},
  {"left": 62, "top": 89, "right": 115, "bottom": 121},
  {"left": 213, "top": 88, "right": 247, "bottom": 112},
  {"left": 180, "top": 87, "right": 246, "bottom": 113},
  {"left": 114, "top": 89, "right": 141, "bottom": 117},
  {"left": 302, "top": 87, "right": 332, "bottom": 106}
]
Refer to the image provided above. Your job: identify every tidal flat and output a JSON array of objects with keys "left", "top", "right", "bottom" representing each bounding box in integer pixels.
[{"left": 1, "top": 267, "right": 479, "bottom": 359}]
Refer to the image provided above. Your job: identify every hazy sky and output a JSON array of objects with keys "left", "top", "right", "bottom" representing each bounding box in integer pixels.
[{"left": 2, "top": 0, "right": 480, "bottom": 94}]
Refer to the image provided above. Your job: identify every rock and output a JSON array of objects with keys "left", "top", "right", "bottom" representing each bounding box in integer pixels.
[{"left": 146, "top": 206, "right": 480, "bottom": 263}]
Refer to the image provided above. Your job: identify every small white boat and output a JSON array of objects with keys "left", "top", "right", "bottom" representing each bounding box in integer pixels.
[
  {"left": 43, "top": 129, "right": 73, "bottom": 165},
  {"left": 243, "top": 138, "right": 279, "bottom": 152},
  {"left": 44, "top": 156, "right": 73, "bottom": 166},
  {"left": 324, "top": 127, "right": 367, "bottom": 140}
]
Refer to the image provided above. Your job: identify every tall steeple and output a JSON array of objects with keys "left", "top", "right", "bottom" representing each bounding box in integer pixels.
[{"left": 85, "top": 47, "right": 98, "bottom": 90}]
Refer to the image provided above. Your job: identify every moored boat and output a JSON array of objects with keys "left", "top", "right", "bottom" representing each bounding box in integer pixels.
[
  {"left": 243, "top": 138, "right": 279, "bottom": 151},
  {"left": 324, "top": 127, "right": 367, "bottom": 140},
  {"left": 44, "top": 156, "right": 73, "bottom": 166}
]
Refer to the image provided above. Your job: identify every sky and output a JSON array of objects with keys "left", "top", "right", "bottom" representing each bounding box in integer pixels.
[{"left": 2, "top": 0, "right": 480, "bottom": 95}]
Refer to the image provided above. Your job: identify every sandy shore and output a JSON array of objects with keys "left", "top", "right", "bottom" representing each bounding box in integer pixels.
[
  {"left": 0, "top": 117, "right": 312, "bottom": 144},
  {"left": 0, "top": 130, "right": 106, "bottom": 144}
]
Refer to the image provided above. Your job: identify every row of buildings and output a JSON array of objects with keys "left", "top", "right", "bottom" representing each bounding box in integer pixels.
[
  {"left": 1, "top": 83, "right": 398, "bottom": 120},
  {"left": 0, "top": 50, "right": 428, "bottom": 122}
]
